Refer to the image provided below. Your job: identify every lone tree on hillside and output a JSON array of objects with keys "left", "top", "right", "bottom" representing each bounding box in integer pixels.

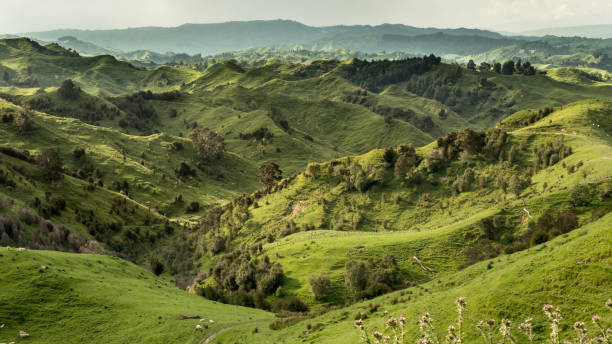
[
  {"left": 257, "top": 162, "right": 282, "bottom": 189},
  {"left": 467, "top": 59, "right": 476, "bottom": 70},
  {"left": 37, "top": 149, "right": 63, "bottom": 180},
  {"left": 189, "top": 127, "right": 225, "bottom": 161},
  {"left": 58, "top": 79, "right": 81, "bottom": 99}
]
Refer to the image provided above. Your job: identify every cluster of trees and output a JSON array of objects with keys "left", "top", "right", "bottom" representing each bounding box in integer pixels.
[
  {"left": 470, "top": 60, "right": 536, "bottom": 75},
  {"left": 337, "top": 55, "right": 442, "bottom": 91},
  {"left": 466, "top": 205, "right": 579, "bottom": 267},
  {"left": 343, "top": 255, "right": 404, "bottom": 300},
  {"left": 0, "top": 209, "right": 98, "bottom": 253},
  {"left": 239, "top": 127, "right": 273, "bottom": 142},
  {"left": 501, "top": 107, "right": 555, "bottom": 128},
  {"left": 109, "top": 90, "right": 179, "bottom": 133},
  {"left": 197, "top": 247, "right": 289, "bottom": 311},
  {"left": 24, "top": 89, "right": 121, "bottom": 124},
  {"left": 36, "top": 149, "right": 63, "bottom": 180},
  {"left": 533, "top": 139, "right": 573, "bottom": 170},
  {"left": 308, "top": 255, "right": 405, "bottom": 302}
]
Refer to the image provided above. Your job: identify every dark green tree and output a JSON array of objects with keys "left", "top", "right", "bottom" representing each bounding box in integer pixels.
[
  {"left": 493, "top": 62, "right": 502, "bottom": 74},
  {"left": 467, "top": 59, "right": 476, "bottom": 70},
  {"left": 189, "top": 127, "right": 225, "bottom": 161},
  {"left": 257, "top": 162, "right": 282, "bottom": 188},
  {"left": 37, "top": 149, "right": 63, "bottom": 180},
  {"left": 501, "top": 61, "right": 515, "bottom": 75},
  {"left": 309, "top": 273, "right": 332, "bottom": 300},
  {"left": 58, "top": 79, "right": 81, "bottom": 99}
]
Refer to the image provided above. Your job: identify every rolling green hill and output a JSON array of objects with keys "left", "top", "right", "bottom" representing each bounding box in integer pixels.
[
  {"left": 185, "top": 99, "right": 611, "bottom": 311},
  {"left": 218, "top": 211, "right": 612, "bottom": 343},
  {"left": 1, "top": 35, "right": 612, "bottom": 344},
  {"left": 0, "top": 247, "right": 272, "bottom": 344}
]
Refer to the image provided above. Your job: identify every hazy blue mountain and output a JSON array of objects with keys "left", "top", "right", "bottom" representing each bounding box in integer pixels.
[
  {"left": 21, "top": 19, "right": 505, "bottom": 55},
  {"left": 519, "top": 24, "right": 612, "bottom": 39}
]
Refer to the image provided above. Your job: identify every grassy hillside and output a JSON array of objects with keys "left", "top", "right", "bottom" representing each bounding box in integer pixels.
[
  {"left": 0, "top": 247, "right": 272, "bottom": 344},
  {"left": 188, "top": 99, "right": 611, "bottom": 311},
  {"left": 0, "top": 38, "right": 201, "bottom": 96},
  {"left": 218, "top": 212, "right": 612, "bottom": 343},
  {"left": 0, "top": 98, "right": 258, "bottom": 221}
]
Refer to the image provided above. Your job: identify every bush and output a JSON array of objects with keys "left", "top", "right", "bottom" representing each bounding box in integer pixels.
[
  {"left": 189, "top": 127, "right": 225, "bottom": 161},
  {"left": 186, "top": 201, "right": 200, "bottom": 213},
  {"left": 271, "top": 296, "right": 308, "bottom": 313},
  {"left": 36, "top": 149, "right": 63, "bottom": 180},
  {"left": 258, "top": 162, "right": 282, "bottom": 188},
  {"left": 149, "top": 256, "right": 164, "bottom": 276},
  {"left": 309, "top": 273, "right": 333, "bottom": 300},
  {"left": 344, "top": 260, "right": 369, "bottom": 295},
  {"left": 570, "top": 184, "right": 591, "bottom": 206}
]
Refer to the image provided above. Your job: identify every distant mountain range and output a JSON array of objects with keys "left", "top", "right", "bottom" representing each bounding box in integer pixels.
[
  {"left": 6, "top": 20, "right": 612, "bottom": 70},
  {"left": 519, "top": 24, "right": 612, "bottom": 39},
  {"left": 19, "top": 20, "right": 504, "bottom": 55}
]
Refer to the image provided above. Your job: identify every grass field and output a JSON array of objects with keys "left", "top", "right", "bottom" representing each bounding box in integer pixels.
[
  {"left": 218, "top": 212, "right": 612, "bottom": 343},
  {"left": 0, "top": 247, "right": 273, "bottom": 344}
]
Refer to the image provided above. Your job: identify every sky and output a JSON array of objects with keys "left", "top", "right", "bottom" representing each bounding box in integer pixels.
[{"left": 1, "top": 0, "right": 611, "bottom": 34}]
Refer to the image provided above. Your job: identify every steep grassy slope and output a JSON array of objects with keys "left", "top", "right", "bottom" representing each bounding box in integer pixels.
[
  {"left": 0, "top": 99, "right": 258, "bottom": 220},
  {"left": 218, "top": 212, "right": 612, "bottom": 343},
  {"left": 0, "top": 247, "right": 272, "bottom": 344}
]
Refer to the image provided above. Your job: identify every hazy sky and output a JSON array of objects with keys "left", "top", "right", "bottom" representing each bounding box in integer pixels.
[{"left": 2, "top": 0, "right": 611, "bottom": 34}]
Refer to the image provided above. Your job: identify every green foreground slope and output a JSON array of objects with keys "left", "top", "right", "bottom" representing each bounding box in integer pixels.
[
  {"left": 218, "top": 212, "right": 612, "bottom": 343},
  {"left": 0, "top": 247, "right": 272, "bottom": 344}
]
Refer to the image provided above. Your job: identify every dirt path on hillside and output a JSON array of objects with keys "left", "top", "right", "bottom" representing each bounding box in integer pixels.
[{"left": 199, "top": 320, "right": 269, "bottom": 344}]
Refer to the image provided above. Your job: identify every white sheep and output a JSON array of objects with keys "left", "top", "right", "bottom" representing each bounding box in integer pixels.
[
  {"left": 209, "top": 320, "right": 214, "bottom": 324},
  {"left": 195, "top": 324, "right": 202, "bottom": 330},
  {"left": 19, "top": 330, "right": 29, "bottom": 338}
]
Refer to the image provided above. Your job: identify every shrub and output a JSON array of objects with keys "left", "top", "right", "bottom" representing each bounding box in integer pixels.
[
  {"left": 149, "top": 256, "right": 164, "bottom": 276},
  {"left": 37, "top": 149, "right": 63, "bottom": 180},
  {"left": 15, "top": 206, "right": 40, "bottom": 225},
  {"left": 570, "top": 184, "right": 591, "bottom": 206},
  {"left": 186, "top": 201, "right": 200, "bottom": 213},
  {"left": 271, "top": 296, "right": 308, "bottom": 313},
  {"left": 14, "top": 107, "right": 34, "bottom": 132},
  {"left": 309, "top": 273, "right": 333, "bottom": 300},
  {"left": 344, "top": 260, "right": 369, "bottom": 295}
]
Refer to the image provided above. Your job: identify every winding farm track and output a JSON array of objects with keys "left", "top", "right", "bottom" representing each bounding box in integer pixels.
[{"left": 199, "top": 320, "right": 269, "bottom": 344}]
